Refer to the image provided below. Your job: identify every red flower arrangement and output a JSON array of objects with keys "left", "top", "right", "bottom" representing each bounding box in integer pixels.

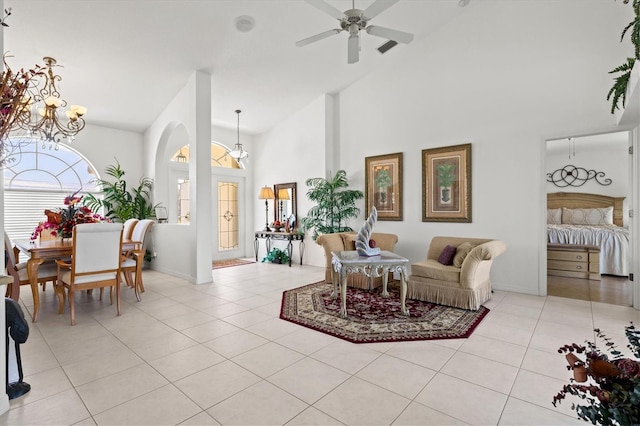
[
  {"left": 0, "top": 55, "right": 44, "bottom": 166},
  {"left": 31, "top": 192, "right": 108, "bottom": 240}
]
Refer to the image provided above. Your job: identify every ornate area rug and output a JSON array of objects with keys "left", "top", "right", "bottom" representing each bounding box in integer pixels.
[
  {"left": 212, "top": 258, "right": 255, "bottom": 269},
  {"left": 280, "top": 281, "right": 490, "bottom": 344}
]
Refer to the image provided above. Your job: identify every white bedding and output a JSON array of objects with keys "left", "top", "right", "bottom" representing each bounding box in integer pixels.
[{"left": 547, "top": 224, "right": 630, "bottom": 276}]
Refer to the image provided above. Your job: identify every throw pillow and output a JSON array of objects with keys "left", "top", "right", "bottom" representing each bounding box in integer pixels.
[
  {"left": 453, "top": 242, "right": 477, "bottom": 267},
  {"left": 438, "top": 245, "right": 457, "bottom": 265},
  {"left": 343, "top": 234, "right": 357, "bottom": 250},
  {"left": 547, "top": 208, "right": 561, "bottom": 225}
]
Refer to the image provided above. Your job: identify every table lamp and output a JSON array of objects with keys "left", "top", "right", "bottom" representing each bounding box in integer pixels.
[{"left": 259, "top": 186, "right": 275, "bottom": 231}]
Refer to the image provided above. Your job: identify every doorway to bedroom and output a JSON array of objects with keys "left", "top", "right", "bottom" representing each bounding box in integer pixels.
[{"left": 545, "top": 131, "right": 633, "bottom": 307}]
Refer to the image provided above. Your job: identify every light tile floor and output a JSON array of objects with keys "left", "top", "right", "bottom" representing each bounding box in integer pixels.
[{"left": 2, "top": 262, "right": 639, "bottom": 425}]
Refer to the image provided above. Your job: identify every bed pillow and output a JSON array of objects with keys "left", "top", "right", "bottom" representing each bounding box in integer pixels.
[
  {"left": 562, "top": 207, "right": 614, "bottom": 226},
  {"left": 437, "top": 245, "right": 457, "bottom": 265},
  {"left": 453, "top": 242, "right": 477, "bottom": 267},
  {"left": 547, "top": 208, "right": 561, "bottom": 225}
]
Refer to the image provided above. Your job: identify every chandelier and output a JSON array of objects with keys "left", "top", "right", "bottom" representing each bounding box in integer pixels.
[
  {"left": 228, "top": 109, "right": 248, "bottom": 161},
  {"left": 14, "top": 56, "right": 87, "bottom": 149}
]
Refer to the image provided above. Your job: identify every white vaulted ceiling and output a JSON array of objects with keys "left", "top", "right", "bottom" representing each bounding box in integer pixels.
[{"left": 3, "top": 0, "right": 468, "bottom": 134}]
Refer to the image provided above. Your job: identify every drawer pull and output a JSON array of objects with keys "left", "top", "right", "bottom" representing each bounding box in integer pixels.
[
  {"left": 576, "top": 255, "right": 583, "bottom": 260},
  {"left": 576, "top": 266, "right": 583, "bottom": 270}
]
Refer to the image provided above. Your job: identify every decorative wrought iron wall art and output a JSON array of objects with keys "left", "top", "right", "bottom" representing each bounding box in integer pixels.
[{"left": 546, "top": 165, "right": 612, "bottom": 187}]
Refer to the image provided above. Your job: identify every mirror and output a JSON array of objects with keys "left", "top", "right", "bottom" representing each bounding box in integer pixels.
[{"left": 274, "top": 182, "right": 297, "bottom": 228}]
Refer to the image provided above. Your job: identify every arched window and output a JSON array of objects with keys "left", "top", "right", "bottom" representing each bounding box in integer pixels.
[
  {"left": 3, "top": 139, "right": 101, "bottom": 240},
  {"left": 169, "top": 143, "right": 243, "bottom": 169}
]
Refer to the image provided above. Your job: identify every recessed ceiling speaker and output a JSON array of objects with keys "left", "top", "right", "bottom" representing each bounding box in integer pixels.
[{"left": 234, "top": 15, "right": 255, "bottom": 32}]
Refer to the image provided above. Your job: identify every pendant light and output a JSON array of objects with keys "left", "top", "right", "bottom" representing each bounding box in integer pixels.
[{"left": 228, "top": 109, "right": 248, "bottom": 161}]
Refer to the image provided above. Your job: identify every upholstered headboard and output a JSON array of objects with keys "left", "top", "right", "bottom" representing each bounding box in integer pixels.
[{"left": 547, "top": 192, "right": 625, "bottom": 227}]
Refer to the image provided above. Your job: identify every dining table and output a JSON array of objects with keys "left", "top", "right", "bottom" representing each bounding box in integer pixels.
[{"left": 14, "top": 238, "right": 138, "bottom": 322}]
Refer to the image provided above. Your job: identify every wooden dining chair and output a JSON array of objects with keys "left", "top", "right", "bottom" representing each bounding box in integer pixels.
[
  {"left": 121, "top": 219, "right": 154, "bottom": 301},
  {"left": 55, "top": 223, "right": 124, "bottom": 325},
  {"left": 4, "top": 232, "right": 58, "bottom": 322}
]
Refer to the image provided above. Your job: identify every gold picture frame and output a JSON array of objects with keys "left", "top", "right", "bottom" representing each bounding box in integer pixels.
[
  {"left": 365, "top": 152, "right": 403, "bottom": 221},
  {"left": 422, "top": 143, "right": 472, "bottom": 222}
]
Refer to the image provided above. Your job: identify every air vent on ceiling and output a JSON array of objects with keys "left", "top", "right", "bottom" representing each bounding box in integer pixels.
[{"left": 377, "top": 40, "right": 398, "bottom": 54}]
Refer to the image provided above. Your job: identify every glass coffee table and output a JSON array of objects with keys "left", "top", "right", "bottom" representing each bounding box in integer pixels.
[{"left": 330, "top": 250, "right": 410, "bottom": 318}]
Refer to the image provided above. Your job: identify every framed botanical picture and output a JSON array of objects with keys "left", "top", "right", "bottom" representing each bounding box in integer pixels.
[
  {"left": 422, "top": 143, "right": 472, "bottom": 222},
  {"left": 365, "top": 152, "right": 403, "bottom": 221}
]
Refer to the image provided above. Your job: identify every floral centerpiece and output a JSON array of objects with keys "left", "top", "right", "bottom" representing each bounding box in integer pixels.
[
  {"left": 30, "top": 192, "right": 108, "bottom": 240},
  {"left": 553, "top": 323, "right": 640, "bottom": 425}
]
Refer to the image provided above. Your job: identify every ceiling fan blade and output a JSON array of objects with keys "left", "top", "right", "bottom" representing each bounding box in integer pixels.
[
  {"left": 305, "top": 0, "right": 345, "bottom": 20},
  {"left": 348, "top": 34, "right": 359, "bottom": 64},
  {"left": 366, "top": 25, "right": 414, "bottom": 44},
  {"left": 362, "top": 0, "right": 400, "bottom": 20},
  {"left": 296, "top": 29, "right": 342, "bottom": 47}
]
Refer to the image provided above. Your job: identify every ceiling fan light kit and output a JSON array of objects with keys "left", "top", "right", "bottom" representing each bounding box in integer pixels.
[{"left": 296, "top": 0, "right": 415, "bottom": 64}]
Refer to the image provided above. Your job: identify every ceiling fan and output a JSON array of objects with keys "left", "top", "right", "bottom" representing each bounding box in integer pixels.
[{"left": 296, "top": 0, "right": 414, "bottom": 64}]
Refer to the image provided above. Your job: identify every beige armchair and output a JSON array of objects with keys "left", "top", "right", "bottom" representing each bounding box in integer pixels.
[
  {"left": 408, "top": 236, "right": 506, "bottom": 310},
  {"left": 316, "top": 232, "right": 398, "bottom": 290}
]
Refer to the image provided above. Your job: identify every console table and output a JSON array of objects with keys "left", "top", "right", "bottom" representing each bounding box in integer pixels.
[
  {"left": 331, "top": 250, "right": 409, "bottom": 318},
  {"left": 254, "top": 231, "right": 305, "bottom": 267}
]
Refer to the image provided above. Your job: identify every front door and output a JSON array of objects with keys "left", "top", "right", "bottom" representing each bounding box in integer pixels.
[{"left": 213, "top": 177, "right": 245, "bottom": 260}]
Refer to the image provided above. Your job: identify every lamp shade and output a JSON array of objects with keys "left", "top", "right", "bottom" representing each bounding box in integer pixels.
[
  {"left": 259, "top": 186, "right": 275, "bottom": 200},
  {"left": 277, "top": 189, "right": 290, "bottom": 200}
]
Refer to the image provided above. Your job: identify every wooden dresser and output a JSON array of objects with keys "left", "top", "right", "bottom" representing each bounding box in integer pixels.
[{"left": 547, "top": 244, "right": 600, "bottom": 281}]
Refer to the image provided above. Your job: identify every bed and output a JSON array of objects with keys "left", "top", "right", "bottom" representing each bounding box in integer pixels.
[{"left": 547, "top": 192, "right": 629, "bottom": 277}]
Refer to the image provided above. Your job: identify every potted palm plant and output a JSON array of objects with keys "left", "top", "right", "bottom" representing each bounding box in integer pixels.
[
  {"left": 302, "top": 170, "right": 364, "bottom": 241},
  {"left": 83, "top": 159, "right": 160, "bottom": 262},
  {"left": 607, "top": 0, "right": 639, "bottom": 113},
  {"left": 83, "top": 159, "right": 159, "bottom": 222}
]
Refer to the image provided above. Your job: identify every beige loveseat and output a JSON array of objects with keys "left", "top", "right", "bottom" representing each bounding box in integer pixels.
[
  {"left": 408, "top": 236, "right": 506, "bottom": 310},
  {"left": 316, "top": 232, "right": 399, "bottom": 290}
]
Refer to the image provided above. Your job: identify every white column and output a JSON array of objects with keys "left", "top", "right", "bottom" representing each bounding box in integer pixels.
[{"left": 187, "top": 71, "right": 213, "bottom": 284}]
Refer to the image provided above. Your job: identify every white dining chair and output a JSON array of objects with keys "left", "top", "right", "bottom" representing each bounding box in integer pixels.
[
  {"left": 55, "top": 223, "right": 124, "bottom": 325},
  {"left": 121, "top": 219, "right": 154, "bottom": 301},
  {"left": 122, "top": 218, "right": 139, "bottom": 241}
]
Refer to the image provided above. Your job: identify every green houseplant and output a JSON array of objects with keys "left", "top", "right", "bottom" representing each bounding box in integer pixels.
[
  {"left": 607, "top": 0, "right": 639, "bottom": 113},
  {"left": 83, "top": 159, "right": 159, "bottom": 222},
  {"left": 553, "top": 324, "right": 640, "bottom": 425},
  {"left": 261, "top": 247, "right": 290, "bottom": 264},
  {"left": 302, "top": 169, "right": 364, "bottom": 241}
]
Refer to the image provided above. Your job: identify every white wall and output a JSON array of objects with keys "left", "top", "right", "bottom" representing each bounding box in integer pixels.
[
  {"left": 74, "top": 123, "right": 144, "bottom": 185},
  {"left": 253, "top": 0, "right": 635, "bottom": 295},
  {"left": 253, "top": 95, "right": 329, "bottom": 264}
]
